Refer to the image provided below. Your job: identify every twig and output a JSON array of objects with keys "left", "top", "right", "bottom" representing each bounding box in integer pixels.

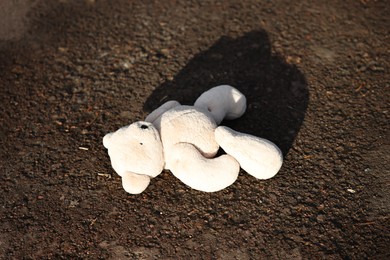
[{"left": 356, "top": 216, "right": 390, "bottom": 226}]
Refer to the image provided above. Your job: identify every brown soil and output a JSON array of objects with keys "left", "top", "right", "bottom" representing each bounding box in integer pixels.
[{"left": 0, "top": 0, "right": 389, "bottom": 259}]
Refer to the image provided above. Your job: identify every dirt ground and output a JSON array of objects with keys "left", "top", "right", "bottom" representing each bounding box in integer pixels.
[{"left": 0, "top": 0, "right": 389, "bottom": 259}]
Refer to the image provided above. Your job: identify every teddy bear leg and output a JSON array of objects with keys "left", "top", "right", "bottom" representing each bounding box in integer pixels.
[
  {"left": 194, "top": 85, "right": 247, "bottom": 124},
  {"left": 165, "top": 143, "right": 240, "bottom": 192},
  {"left": 215, "top": 126, "right": 283, "bottom": 180},
  {"left": 121, "top": 172, "right": 151, "bottom": 194}
]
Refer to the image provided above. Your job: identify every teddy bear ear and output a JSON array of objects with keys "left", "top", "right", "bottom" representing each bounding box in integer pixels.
[{"left": 103, "top": 133, "right": 113, "bottom": 148}]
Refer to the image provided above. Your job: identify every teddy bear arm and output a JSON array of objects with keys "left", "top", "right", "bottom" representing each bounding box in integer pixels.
[
  {"left": 215, "top": 126, "right": 283, "bottom": 179},
  {"left": 145, "top": 100, "right": 181, "bottom": 124},
  {"left": 166, "top": 143, "right": 240, "bottom": 192},
  {"left": 120, "top": 171, "right": 151, "bottom": 194}
]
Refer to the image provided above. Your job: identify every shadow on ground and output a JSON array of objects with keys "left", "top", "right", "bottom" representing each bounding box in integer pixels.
[{"left": 144, "top": 30, "right": 309, "bottom": 155}]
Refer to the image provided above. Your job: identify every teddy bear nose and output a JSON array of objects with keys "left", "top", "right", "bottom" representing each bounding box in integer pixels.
[{"left": 140, "top": 124, "right": 149, "bottom": 129}]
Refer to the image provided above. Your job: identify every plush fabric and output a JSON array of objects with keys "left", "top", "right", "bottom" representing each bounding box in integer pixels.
[{"left": 103, "top": 85, "right": 283, "bottom": 194}]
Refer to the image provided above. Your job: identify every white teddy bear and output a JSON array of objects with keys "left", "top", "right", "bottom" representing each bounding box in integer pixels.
[{"left": 103, "top": 85, "right": 283, "bottom": 194}]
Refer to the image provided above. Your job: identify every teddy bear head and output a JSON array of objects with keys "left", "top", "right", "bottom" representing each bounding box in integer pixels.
[{"left": 103, "top": 121, "right": 165, "bottom": 186}]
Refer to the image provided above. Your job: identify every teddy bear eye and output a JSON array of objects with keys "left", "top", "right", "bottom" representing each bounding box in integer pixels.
[{"left": 140, "top": 124, "right": 148, "bottom": 130}]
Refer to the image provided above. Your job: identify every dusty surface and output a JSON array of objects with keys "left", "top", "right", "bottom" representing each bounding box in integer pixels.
[{"left": 0, "top": 0, "right": 389, "bottom": 259}]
